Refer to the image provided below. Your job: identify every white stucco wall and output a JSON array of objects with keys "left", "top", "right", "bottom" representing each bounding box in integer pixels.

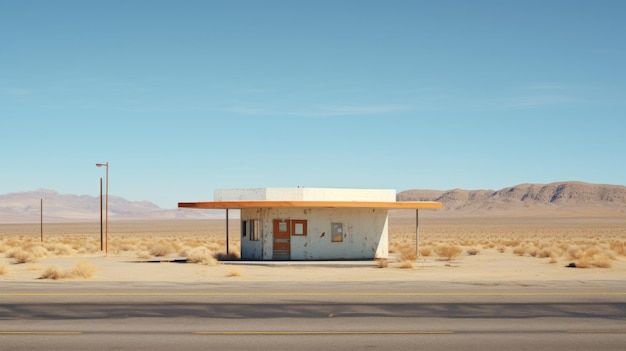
[
  {"left": 240, "top": 207, "right": 389, "bottom": 260},
  {"left": 216, "top": 188, "right": 396, "bottom": 202}
]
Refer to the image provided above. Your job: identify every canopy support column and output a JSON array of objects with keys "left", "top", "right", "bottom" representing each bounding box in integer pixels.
[
  {"left": 226, "top": 209, "right": 230, "bottom": 255},
  {"left": 415, "top": 209, "right": 419, "bottom": 260}
]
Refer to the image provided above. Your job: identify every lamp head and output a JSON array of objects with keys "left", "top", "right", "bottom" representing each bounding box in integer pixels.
[{"left": 96, "top": 163, "right": 108, "bottom": 167}]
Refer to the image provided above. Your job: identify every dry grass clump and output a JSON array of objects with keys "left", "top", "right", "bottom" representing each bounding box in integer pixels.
[
  {"left": 375, "top": 258, "right": 388, "bottom": 268},
  {"left": 571, "top": 246, "right": 614, "bottom": 269},
  {"left": 0, "top": 261, "right": 9, "bottom": 275},
  {"left": 39, "top": 265, "right": 65, "bottom": 280},
  {"left": 184, "top": 247, "right": 218, "bottom": 266},
  {"left": 5, "top": 248, "right": 38, "bottom": 264},
  {"left": 435, "top": 244, "right": 463, "bottom": 261},
  {"left": 609, "top": 241, "right": 625, "bottom": 256},
  {"left": 136, "top": 251, "right": 152, "bottom": 259},
  {"left": 513, "top": 246, "right": 527, "bottom": 256},
  {"left": 419, "top": 246, "right": 432, "bottom": 257},
  {"left": 466, "top": 247, "right": 480, "bottom": 256},
  {"left": 29, "top": 245, "right": 51, "bottom": 259},
  {"left": 148, "top": 243, "right": 174, "bottom": 257},
  {"left": 398, "top": 243, "right": 417, "bottom": 261},
  {"left": 69, "top": 260, "right": 98, "bottom": 278},
  {"left": 225, "top": 267, "right": 243, "bottom": 277},
  {"left": 502, "top": 240, "right": 520, "bottom": 247},
  {"left": 44, "top": 243, "right": 75, "bottom": 256},
  {"left": 39, "top": 260, "right": 97, "bottom": 280}
]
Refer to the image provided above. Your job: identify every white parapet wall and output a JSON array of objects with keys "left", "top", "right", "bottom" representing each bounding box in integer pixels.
[{"left": 215, "top": 188, "right": 396, "bottom": 202}]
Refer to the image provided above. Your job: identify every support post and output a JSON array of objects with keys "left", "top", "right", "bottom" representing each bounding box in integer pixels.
[
  {"left": 105, "top": 164, "right": 108, "bottom": 254},
  {"left": 226, "top": 209, "right": 230, "bottom": 255},
  {"left": 100, "top": 177, "right": 103, "bottom": 251},
  {"left": 415, "top": 209, "right": 419, "bottom": 260},
  {"left": 40, "top": 198, "right": 43, "bottom": 242}
]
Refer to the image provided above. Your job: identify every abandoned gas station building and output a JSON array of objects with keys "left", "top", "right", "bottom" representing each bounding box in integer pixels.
[{"left": 179, "top": 188, "right": 442, "bottom": 260}]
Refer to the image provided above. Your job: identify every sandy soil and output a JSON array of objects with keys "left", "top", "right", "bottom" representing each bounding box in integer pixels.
[
  {"left": 1, "top": 217, "right": 625, "bottom": 283},
  {"left": 1, "top": 247, "right": 624, "bottom": 283}
]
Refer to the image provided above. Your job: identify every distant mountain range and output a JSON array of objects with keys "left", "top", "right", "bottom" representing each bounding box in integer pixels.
[
  {"left": 1, "top": 182, "right": 625, "bottom": 223},
  {"left": 397, "top": 181, "right": 626, "bottom": 217},
  {"left": 0, "top": 189, "right": 223, "bottom": 223}
]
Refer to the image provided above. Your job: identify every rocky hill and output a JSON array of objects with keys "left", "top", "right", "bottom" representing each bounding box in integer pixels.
[
  {"left": 3, "top": 182, "right": 625, "bottom": 223},
  {"left": 0, "top": 189, "right": 222, "bottom": 223},
  {"left": 397, "top": 181, "right": 626, "bottom": 217}
]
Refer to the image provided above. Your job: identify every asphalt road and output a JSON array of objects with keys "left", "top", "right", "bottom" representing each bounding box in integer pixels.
[{"left": 1, "top": 280, "right": 625, "bottom": 351}]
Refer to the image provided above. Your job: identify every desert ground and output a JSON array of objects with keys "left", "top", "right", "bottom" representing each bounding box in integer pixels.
[{"left": 1, "top": 216, "right": 625, "bottom": 282}]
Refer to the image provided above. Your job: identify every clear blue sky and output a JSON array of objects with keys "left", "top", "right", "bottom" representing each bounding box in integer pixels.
[{"left": 1, "top": 0, "right": 625, "bottom": 208}]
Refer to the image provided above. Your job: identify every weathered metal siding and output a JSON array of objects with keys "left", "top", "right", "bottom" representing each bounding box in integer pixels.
[
  {"left": 240, "top": 207, "right": 388, "bottom": 260},
  {"left": 239, "top": 208, "right": 263, "bottom": 260}
]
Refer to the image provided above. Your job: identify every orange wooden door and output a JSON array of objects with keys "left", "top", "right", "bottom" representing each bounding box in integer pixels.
[{"left": 273, "top": 219, "right": 290, "bottom": 260}]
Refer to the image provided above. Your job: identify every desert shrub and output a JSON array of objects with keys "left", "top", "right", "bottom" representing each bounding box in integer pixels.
[
  {"left": 609, "top": 241, "right": 625, "bottom": 256},
  {"left": 39, "top": 261, "right": 97, "bottom": 280},
  {"left": 207, "top": 242, "right": 221, "bottom": 252},
  {"left": 513, "top": 246, "right": 527, "bottom": 256},
  {"left": 77, "top": 243, "right": 100, "bottom": 254},
  {"left": 536, "top": 247, "right": 553, "bottom": 258},
  {"left": 573, "top": 247, "right": 614, "bottom": 269},
  {"left": 584, "top": 246, "right": 602, "bottom": 258},
  {"left": 6, "top": 249, "right": 37, "bottom": 264},
  {"left": 28, "top": 245, "right": 50, "bottom": 259},
  {"left": 46, "top": 243, "right": 75, "bottom": 256},
  {"left": 39, "top": 265, "right": 64, "bottom": 280},
  {"left": 435, "top": 245, "right": 463, "bottom": 261},
  {"left": 68, "top": 261, "right": 97, "bottom": 278},
  {"left": 375, "top": 258, "right": 388, "bottom": 268},
  {"left": 466, "top": 247, "right": 480, "bottom": 256},
  {"left": 118, "top": 242, "right": 137, "bottom": 252},
  {"left": 398, "top": 244, "right": 417, "bottom": 261},
  {"left": 567, "top": 246, "right": 583, "bottom": 260},
  {"left": 591, "top": 254, "right": 613, "bottom": 268},
  {"left": 149, "top": 243, "right": 174, "bottom": 257},
  {"left": 136, "top": 251, "right": 152, "bottom": 259},
  {"left": 549, "top": 253, "right": 559, "bottom": 264},
  {"left": 0, "top": 261, "right": 8, "bottom": 275},
  {"left": 502, "top": 240, "right": 520, "bottom": 247},
  {"left": 185, "top": 247, "right": 218, "bottom": 266},
  {"left": 419, "top": 246, "right": 432, "bottom": 257}
]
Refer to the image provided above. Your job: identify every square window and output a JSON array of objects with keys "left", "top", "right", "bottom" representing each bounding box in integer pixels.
[
  {"left": 331, "top": 223, "right": 343, "bottom": 242},
  {"left": 291, "top": 220, "right": 307, "bottom": 236},
  {"left": 278, "top": 221, "right": 288, "bottom": 233},
  {"left": 246, "top": 219, "right": 260, "bottom": 241}
]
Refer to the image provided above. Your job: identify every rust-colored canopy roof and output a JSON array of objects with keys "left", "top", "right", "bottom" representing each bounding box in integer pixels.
[{"left": 178, "top": 200, "right": 443, "bottom": 210}]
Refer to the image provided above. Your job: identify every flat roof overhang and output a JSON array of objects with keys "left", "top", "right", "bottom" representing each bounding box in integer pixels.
[{"left": 178, "top": 200, "right": 443, "bottom": 210}]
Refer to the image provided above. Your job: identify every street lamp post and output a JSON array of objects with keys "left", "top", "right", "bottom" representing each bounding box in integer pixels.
[
  {"left": 96, "top": 162, "right": 109, "bottom": 254},
  {"left": 100, "top": 177, "right": 103, "bottom": 251}
]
